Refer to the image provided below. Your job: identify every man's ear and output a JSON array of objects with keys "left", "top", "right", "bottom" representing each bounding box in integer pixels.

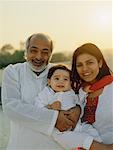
[{"left": 99, "top": 59, "right": 103, "bottom": 68}]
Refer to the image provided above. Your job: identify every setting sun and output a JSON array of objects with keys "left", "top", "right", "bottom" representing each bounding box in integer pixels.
[{"left": 94, "top": 8, "right": 112, "bottom": 28}]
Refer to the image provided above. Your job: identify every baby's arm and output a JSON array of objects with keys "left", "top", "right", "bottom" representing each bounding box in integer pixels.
[{"left": 47, "top": 101, "right": 61, "bottom": 110}]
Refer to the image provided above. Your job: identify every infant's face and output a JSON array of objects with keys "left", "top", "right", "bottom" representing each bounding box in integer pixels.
[{"left": 48, "top": 69, "right": 72, "bottom": 92}]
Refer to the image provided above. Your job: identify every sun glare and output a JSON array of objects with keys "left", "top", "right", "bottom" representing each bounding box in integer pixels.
[
  {"left": 98, "top": 13, "right": 110, "bottom": 24},
  {"left": 92, "top": 8, "right": 112, "bottom": 29}
]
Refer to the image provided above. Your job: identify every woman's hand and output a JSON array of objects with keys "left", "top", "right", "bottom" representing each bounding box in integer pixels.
[
  {"left": 83, "top": 85, "right": 93, "bottom": 93},
  {"left": 89, "top": 141, "right": 113, "bottom": 150}
]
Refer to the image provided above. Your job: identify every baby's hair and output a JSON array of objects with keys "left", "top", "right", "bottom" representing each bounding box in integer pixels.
[{"left": 47, "top": 64, "right": 72, "bottom": 80}]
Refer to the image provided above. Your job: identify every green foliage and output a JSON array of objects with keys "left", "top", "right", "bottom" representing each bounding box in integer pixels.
[
  {"left": 50, "top": 52, "right": 72, "bottom": 63},
  {"left": 11, "top": 50, "right": 25, "bottom": 64},
  {"left": 0, "top": 44, "right": 14, "bottom": 53},
  {"left": 0, "top": 50, "right": 25, "bottom": 69}
]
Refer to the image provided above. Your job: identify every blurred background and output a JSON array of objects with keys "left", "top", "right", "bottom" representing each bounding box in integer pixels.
[{"left": 0, "top": 0, "right": 112, "bottom": 150}]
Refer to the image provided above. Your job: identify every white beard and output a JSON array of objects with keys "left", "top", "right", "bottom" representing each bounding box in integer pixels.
[{"left": 27, "top": 61, "right": 47, "bottom": 73}]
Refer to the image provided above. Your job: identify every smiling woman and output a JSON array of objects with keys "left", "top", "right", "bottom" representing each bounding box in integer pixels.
[{"left": 71, "top": 43, "right": 113, "bottom": 150}]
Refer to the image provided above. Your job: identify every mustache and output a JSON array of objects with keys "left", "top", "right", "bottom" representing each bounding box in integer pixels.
[{"left": 32, "top": 59, "right": 45, "bottom": 64}]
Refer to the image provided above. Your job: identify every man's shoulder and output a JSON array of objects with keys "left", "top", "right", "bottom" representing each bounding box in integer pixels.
[
  {"left": 47, "top": 63, "right": 55, "bottom": 69},
  {"left": 4, "top": 62, "right": 27, "bottom": 73}
]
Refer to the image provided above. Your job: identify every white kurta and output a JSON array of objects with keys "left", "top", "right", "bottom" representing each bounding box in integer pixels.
[
  {"left": 2, "top": 62, "right": 113, "bottom": 150},
  {"left": 35, "top": 86, "right": 102, "bottom": 150},
  {"left": 34, "top": 86, "right": 79, "bottom": 110},
  {"left": 2, "top": 62, "right": 62, "bottom": 150},
  {"left": 79, "top": 82, "right": 113, "bottom": 144},
  {"left": 53, "top": 83, "right": 113, "bottom": 150},
  {"left": 92, "top": 82, "right": 113, "bottom": 144}
]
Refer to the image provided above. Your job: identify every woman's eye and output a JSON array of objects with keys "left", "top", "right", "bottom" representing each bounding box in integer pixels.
[
  {"left": 76, "top": 64, "right": 82, "bottom": 67},
  {"left": 87, "top": 61, "right": 94, "bottom": 65}
]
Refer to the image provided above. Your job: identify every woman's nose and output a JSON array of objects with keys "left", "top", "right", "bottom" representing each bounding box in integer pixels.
[{"left": 82, "top": 64, "right": 88, "bottom": 71}]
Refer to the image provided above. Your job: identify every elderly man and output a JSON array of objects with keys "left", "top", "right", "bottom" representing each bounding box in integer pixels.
[{"left": 2, "top": 33, "right": 74, "bottom": 150}]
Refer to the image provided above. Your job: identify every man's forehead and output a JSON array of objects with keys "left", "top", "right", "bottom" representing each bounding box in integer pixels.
[
  {"left": 30, "top": 36, "right": 51, "bottom": 46},
  {"left": 31, "top": 34, "right": 51, "bottom": 42}
]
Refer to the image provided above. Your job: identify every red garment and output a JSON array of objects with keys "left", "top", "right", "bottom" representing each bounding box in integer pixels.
[
  {"left": 81, "top": 96, "right": 98, "bottom": 124},
  {"left": 90, "top": 75, "right": 113, "bottom": 91},
  {"left": 81, "top": 75, "right": 113, "bottom": 124}
]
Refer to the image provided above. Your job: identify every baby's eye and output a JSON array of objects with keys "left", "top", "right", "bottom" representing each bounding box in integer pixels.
[
  {"left": 54, "top": 77, "right": 59, "bottom": 80},
  {"left": 64, "top": 78, "right": 68, "bottom": 81}
]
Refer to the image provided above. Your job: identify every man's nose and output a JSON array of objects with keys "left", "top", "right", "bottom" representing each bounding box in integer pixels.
[{"left": 35, "top": 51, "right": 42, "bottom": 59}]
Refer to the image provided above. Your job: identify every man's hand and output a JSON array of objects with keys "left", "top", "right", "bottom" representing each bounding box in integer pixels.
[
  {"left": 55, "top": 110, "right": 74, "bottom": 132},
  {"left": 67, "top": 106, "right": 81, "bottom": 130}
]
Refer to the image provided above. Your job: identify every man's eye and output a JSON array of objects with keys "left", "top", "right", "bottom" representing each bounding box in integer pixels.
[
  {"left": 30, "top": 49, "right": 37, "bottom": 53},
  {"left": 42, "top": 51, "right": 49, "bottom": 55}
]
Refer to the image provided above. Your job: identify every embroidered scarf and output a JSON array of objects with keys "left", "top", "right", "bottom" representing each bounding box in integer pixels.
[{"left": 81, "top": 75, "right": 113, "bottom": 124}]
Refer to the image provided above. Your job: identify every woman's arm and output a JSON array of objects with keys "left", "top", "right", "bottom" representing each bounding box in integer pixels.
[
  {"left": 89, "top": 141, "right": 113, "bottom": 150},
  {"left": 72, "top": 141, "right": 113, "bottom": 150}
]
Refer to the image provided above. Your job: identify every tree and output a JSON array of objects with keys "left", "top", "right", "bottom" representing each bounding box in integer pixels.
[
  {"left": 0, "top": 44, "right": 14, "bottom": 54},
  {"left": 51, "top": 52, "right": 71, "bottom": 63},
  {"left": 19, "top": 41, "right": 25, "bottom": 50}
]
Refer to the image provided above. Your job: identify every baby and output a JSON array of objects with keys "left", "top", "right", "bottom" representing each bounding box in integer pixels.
[{"left": 35, "top": 64, "right": 102, "bottom": 150}]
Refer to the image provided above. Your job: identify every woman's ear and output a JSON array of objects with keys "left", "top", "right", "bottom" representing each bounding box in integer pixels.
[{"left": 99, "top": 59, "right": 103, "bottom": 68}]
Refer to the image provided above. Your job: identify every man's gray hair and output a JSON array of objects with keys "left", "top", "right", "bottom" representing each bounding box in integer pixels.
[{"left": 25, "top": 33, "right": 53, "bottom": 54}]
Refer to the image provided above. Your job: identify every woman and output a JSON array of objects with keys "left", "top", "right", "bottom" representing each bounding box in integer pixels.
[{"left": 71, "top": 43, "right": 113, "bottom": 150}]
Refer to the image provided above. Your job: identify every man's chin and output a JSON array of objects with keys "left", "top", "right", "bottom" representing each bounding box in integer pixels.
[{"left": 28, "top": 61, "right": 47, "bottom": 72}]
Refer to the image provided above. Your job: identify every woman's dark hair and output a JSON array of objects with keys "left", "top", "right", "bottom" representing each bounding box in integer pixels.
[
  {"left": 47, "top": 64, "right": 72, "bottom": 81},
  {"left": 71, "top": 43, "right": 111, "bottom": 93}
]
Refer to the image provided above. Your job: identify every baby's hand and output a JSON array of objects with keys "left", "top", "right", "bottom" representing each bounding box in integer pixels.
[{"left": 47, "top": 101, "right": 61, "bottom": 110}]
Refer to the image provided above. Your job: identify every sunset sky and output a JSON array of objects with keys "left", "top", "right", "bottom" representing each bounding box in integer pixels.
[{"left": 0, "top": 0, "right": 112, "bottom": 53}]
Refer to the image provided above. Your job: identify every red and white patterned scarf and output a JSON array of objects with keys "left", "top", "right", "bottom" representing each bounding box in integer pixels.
[{"left": 81, "top": 75, "right": 113, "bottom": 124}]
